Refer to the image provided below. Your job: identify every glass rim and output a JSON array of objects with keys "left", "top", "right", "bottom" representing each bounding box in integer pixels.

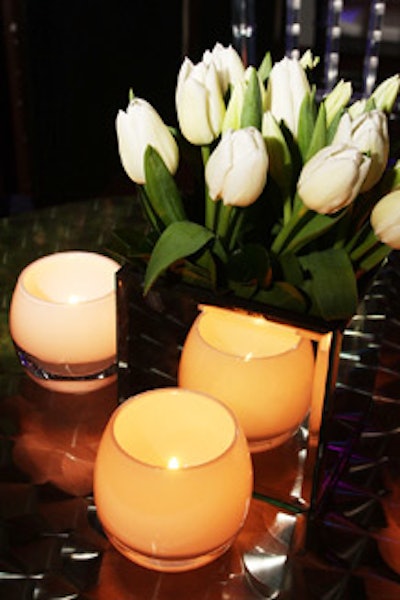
[
  {"left": 17, "top": 250, "right": 119, "bottom": 307},
  {"left": 194, "top": 307, "right": 305, "bottom": 361},
  {"left": 110, "top": 387, "right": 242, "bottom": 471}
]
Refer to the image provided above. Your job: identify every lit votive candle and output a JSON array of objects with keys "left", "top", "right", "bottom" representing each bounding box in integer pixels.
[
  {"left": 9, "top": 251, "right": 120, "bottom": 393},
  {"left": 178, "top": 305, "right": 315, "bottom": 453},
  {"left": 94, "top": 387, "right": 253, "bottom": 572}
]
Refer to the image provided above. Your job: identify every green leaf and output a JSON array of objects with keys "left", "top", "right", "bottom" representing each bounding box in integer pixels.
[
  {"left": 282, "top": 208, "right": 345, "bottom": 255},
  {"left": 171, "top": 251, "right": 217, "bottom": 290},
  {"left": 253, "top": 282, "right": 308, "bottom": 313},
  {"left": 228, "top": 280, "right": 258, "bottom": 300},
  {"left": 358, "top": 243, "right": 391, "bottom": 273},
  {"left": 144, "top": 221, "right": 214, "bottom": 293},
  {"left": 258, "top": 51, "right": 272, "bottom": 83},
  {"left": 277, "top": 253, "right": 304, "bottom": 286},
  {"left": 299, "top": 248, "right": 358, "bottom": 320},
  {"left": 241, "top": 67, "right": 262, "bottom": 130},
  {"left": 297, "top": 90, "right": 317, "bottom": 160},
  {"left": 227, "top": 244, "right": 271, "bottom": 285},
  {"left": 326, "top": 107, "right": 344, "bottom": 144},
  {"left": 137, "top": 187, "right": 162, "bottom": 234},
  {"left": 304, "top": 101, "right": 327, "bottom": 162},
  {"left": 144, "top": 146, "right": 186, "bottom": 226}
]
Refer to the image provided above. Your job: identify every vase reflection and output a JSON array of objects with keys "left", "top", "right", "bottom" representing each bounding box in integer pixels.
[
  {"left": 178, "top": 306, "right": 314, "bottom": 452},
  {"left": 178, "top": 305, "right": 315, "bottom": 453},
  {"left": 378, "top": 468, "right": 400, "bottom": 576},
  {"left": 117, "top": 266, "right": 340, "bottom": 511}
]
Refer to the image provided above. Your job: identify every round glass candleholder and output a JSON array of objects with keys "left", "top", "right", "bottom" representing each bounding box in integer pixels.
[
  {"left": 9, "top": 251, "right": 120, "bottom": 393},
  {"left": 94, "top": 387, "right": 253, "bottom": 572},
  {"left": 178, "top": 305, "right": 315, "bottom": 453}
]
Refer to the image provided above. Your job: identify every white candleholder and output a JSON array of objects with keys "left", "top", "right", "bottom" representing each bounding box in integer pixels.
[
  {"left": 94, "top": 387, "right": 253, "bottom": 572},
  {"left": 9, "top": 251, "right": 120, "bottom": 393}
]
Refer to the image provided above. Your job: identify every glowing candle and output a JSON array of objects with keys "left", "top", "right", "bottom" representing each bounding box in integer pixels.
[
  {"left": 94, "top": 387, "right": 253, "bottom": 572},
  {"left": 178, "top": 305, "right": 315, "bottom": 453},
  {"left": 9, "top": 251, "right": 120, "bottom": 393}
]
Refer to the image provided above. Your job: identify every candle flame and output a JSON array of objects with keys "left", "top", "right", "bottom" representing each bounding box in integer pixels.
[
  {"left": 68, "top": 294, "right": 81, "bottom": 305},
  {"left": 167, "top": 456, "right": 180, "bottom": 470}
]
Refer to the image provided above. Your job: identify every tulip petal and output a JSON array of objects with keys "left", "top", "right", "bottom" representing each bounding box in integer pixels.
[
  {"left": 116, "top": 109, "right": 145, "bottom": 183},
  {"left": 205, "top": 127, "right": 268, "bottom": 207},
  {"left": 371, "top": 190, "right": 400, "bottom": 249},
  {"left": 116, "top": 98, "right": 179, "bottom": 185}
]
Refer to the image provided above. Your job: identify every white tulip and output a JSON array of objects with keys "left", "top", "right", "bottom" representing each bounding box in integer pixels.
[
  {"left": 176, "top": 57, "right": 225, "bottom": 145},
  {"left": 371, "top": 189, "right": 400, "bottom": 249},
  {"left": 265, "top": 56, "right": 310, "bottom": 137},
  {"left": 299, "top": 49, "right": 319, "bottom": 70},
  {"left": 323, "top": 80, "right": 352, "bottom": 126},
  {"left": 205, "top": 127, "right": 268, "bottom": 207},
  {"left": 297, "top": 144, "right": 371, "bottom": 214},
  {"left": 348, "top": 75, "right": 400, "bottom": 118},
  {"left": 348, "top": 99, "right": 367, "bottom": 119},
  {"left": 202, "top": 42, "right": 245, "bottom": 94},
  {"left": 116, "top": 98, "right": 179, "bottom": 185},
  {"left": 371, "top": 74, "right": 400, "bottom": 113},
  {"left": 333, "top": 109, "right": 389, "bottom": 191}
]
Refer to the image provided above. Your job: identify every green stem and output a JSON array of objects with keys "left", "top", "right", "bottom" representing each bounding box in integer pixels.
[
  {"left": 216, "top": 204, "right": 235, "bottom": 242},
  {"left": 349, "top": 228, "right": 379, "bottom": 262},
  {"left": 202, "top": 146, "right": 216, "bottom": 231},
  {"left": 358, "top": 243, "right": 391, "bottom": 273},
  {"left": 332, "top": 206, "right": 352, "bottom": 250},
  {"left": 228, "top": 209, "right": 245, "bottom": 251},
  {"left": 282, "top": 191, "right": 292, "bottom": 226},
  {"left": 271, "top": 204, "right": 308, "bottom": 254}
]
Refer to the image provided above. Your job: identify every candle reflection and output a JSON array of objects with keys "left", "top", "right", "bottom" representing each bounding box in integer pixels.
[
  {"left": 179, "top": 305, "right": 315, "bottom": 453},
  {"left": 7, "top": 377, "right": 117, "bottom": 496}
]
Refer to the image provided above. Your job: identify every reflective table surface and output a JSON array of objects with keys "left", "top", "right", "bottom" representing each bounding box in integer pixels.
[
  {"left": 0, "top": 198, "right": 299, "bottom": 599},
  {"left": 1, "top": 197, "right": 399, "bottom": 599}
]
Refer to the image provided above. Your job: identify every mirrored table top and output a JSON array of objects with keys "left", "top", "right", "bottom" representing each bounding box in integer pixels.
[{"left": 1, "top": 197, "right": 399, "bottom": 599}]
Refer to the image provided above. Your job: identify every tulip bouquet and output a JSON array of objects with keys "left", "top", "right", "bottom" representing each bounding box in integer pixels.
[{"left": 114, "top": 43, "right": 400, "bottom": 321}]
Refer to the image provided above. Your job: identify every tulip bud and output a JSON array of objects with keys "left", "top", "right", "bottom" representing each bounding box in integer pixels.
[
  {"left": 323, "top": 80, "right": 352, "bottom": 126},
  {"left": 299, "top": 50, "right": 319, "bottom": 70},
  {"left": 333, "top": 109, "right": 389, "bottom": 191},
  {"left": 176, "top": 57, "right": 225, "bottom": 145},
  {"left": 205, "top": 127, "right": 268, "bottom": 207},
  {"left": 202, "top": 42, "right": 245, "bottom": 94},
  {"left": 371, "top": 189, "right": 400, "bottom": 249},
  {"left": 371, "top": 74, "right": 400, "bottom": 114},
  {"left": 265, "top": 56, "right": 310, "bottom": 137},
  {"left": 223, "top": 67, "right": 266, "bottom": 131},
  {"left": 222, "top": 79, "right": 245, "bottom": 131},
  {"left": 116, "top": 98, "right": 179, "bottom": 185},
  {"left": 348, "top": 98, "right": 367, "bottom": 119},
  {"left": 297, "top": 144, "right": 371, "bottom": 214}
]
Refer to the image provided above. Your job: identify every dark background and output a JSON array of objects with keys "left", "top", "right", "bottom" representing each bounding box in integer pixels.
[
  {"left": 0, "top": 1, "right": 398, "bottom": 215},
  {"left": 0, "top": 0, "right": 235, "bottom": 213}
]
